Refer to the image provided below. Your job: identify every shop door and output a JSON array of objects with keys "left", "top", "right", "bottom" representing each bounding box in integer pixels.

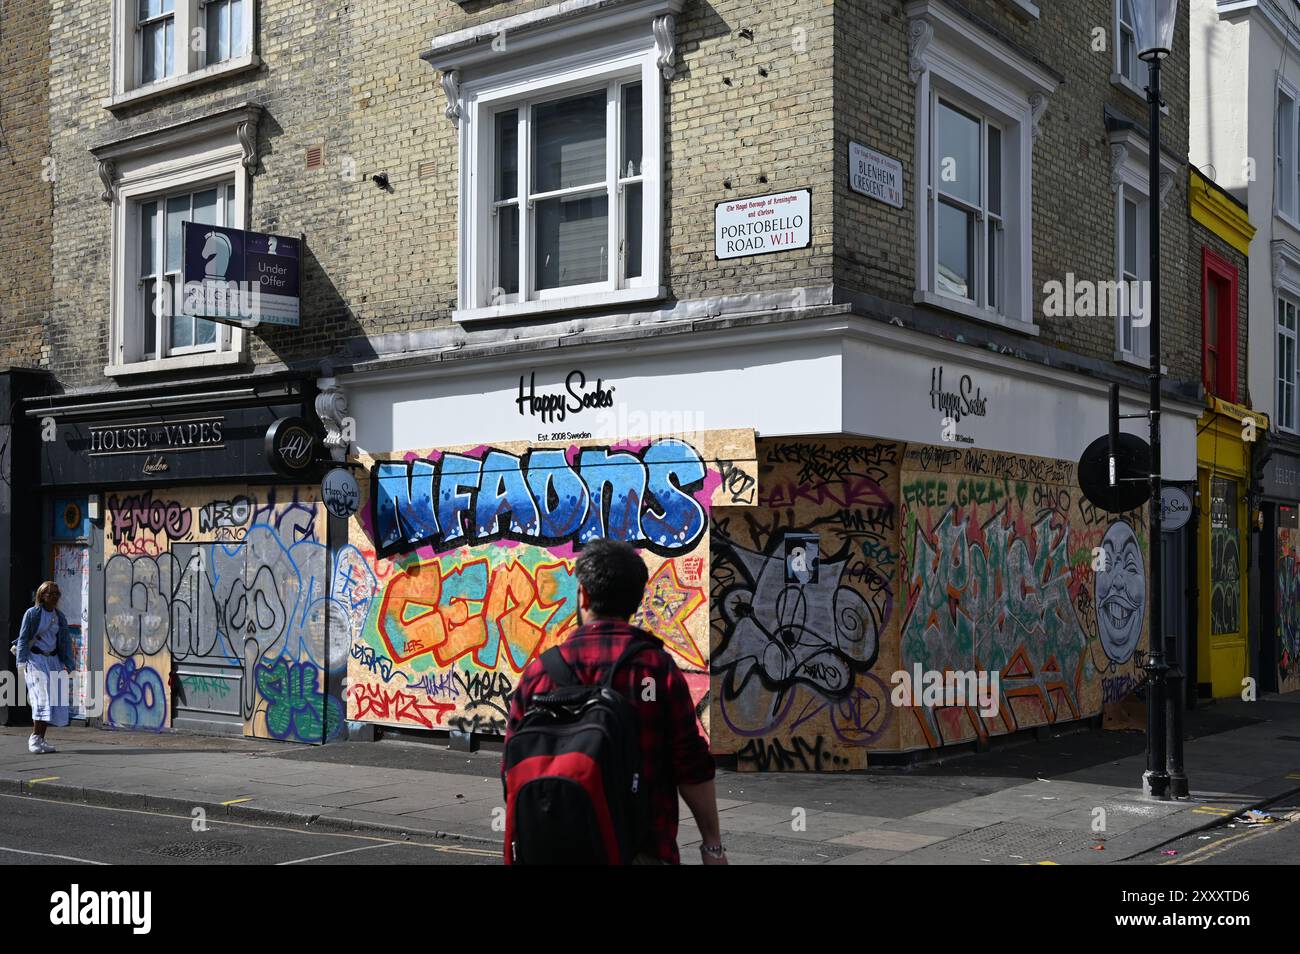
[
  {"left": 51, "top": 543, "right": 90, "bottom": 719},
  {"left": 1162, "top": 524, "right": 1188, "bottom": 701},
  {"left": 169, "top": 542, "right": 244, "bottom": 735},
  {"left": 1205, "top": 475, "right": 1247, "bottom": 697},
  {"left": 1278, "top": 506, "right": 1300, "bottom": 694}
]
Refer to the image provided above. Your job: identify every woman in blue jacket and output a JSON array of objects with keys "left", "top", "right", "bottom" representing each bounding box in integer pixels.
[{"left": 15, "top": 582, "right": 75, "bottom": 753}]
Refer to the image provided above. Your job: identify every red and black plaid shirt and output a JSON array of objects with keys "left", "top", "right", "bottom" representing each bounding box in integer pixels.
[{"left": 504, "top": 619, "right": 714, "bottom": 864}]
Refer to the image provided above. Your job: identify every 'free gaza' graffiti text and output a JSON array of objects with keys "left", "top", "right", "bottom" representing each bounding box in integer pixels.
[{"left": 373, "top": 438, "right": 708, "bottom": 558}]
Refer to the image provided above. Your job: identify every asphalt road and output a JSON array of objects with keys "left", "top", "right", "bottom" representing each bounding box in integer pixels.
[
  {"left": 1124, "top": 801, "right": 1300, "bottom": 865},
  {"left": 0, "top": 792, "right": 498, "bottom": 865}
]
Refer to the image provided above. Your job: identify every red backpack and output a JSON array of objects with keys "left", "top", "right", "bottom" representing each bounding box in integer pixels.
[{"left": 502, "top": 638, "right": 653, "bottom": 865}]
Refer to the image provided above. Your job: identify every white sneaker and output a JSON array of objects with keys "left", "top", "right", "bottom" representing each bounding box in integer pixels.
[
  {"left": 38, "top": 739, "right": 57, "bottom": 753},
  {"left": 27, "top": 735, "right": 42, "bottom": 754}
]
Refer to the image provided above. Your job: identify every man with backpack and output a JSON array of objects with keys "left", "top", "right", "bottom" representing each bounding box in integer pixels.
[{"left": 502, "top": 539, "right": 727, "bottom": 865}]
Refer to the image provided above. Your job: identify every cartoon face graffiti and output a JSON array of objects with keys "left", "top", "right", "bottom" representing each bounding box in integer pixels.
[{"left": 1095, "top": 520, "right": 1146, "bottom": 664}]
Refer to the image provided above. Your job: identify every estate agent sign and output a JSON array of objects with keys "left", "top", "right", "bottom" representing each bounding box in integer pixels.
[{"left": 181, "top": 222, "right": 302, "bottom": 328}]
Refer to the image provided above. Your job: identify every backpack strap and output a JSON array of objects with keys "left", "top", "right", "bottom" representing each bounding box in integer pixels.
[
  {"left": 602, "top": 636, "right": 657, "bottom": 689},
  {"left": 540, "top": 647, "right": 580, "bottom": 688}
]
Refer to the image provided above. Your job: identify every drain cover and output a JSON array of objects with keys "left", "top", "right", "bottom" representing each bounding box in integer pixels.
[
  {"left": 932, "top": 822, "right": 1102, "bottom": 856},
  {"left": 140, "top": 840, "right": 246, "bottom": 859}
]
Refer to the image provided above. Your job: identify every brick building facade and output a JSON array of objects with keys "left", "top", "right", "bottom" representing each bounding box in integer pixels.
[{"left": 8, "top": 0, "right": 1251, "bottom": 759}]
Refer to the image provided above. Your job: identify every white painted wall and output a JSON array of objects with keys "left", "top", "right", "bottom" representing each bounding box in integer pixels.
[
  {"left": 1190, "top": 0, "right": 1300, "bottom": 428},
  {"left": 344, "top": 320, "right": 1200, "bottom": 480}
]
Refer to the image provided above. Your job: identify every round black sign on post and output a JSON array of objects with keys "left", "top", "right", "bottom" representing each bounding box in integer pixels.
[
  {"left": 1078, "top": 432, "right": 1152, "bottom": 514},
  {"left": 265, "top": 416, "right": 318, "bottom": 478}
]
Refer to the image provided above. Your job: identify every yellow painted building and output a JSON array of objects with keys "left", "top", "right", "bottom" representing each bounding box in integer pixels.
[
  {"left": 1189, "top": 166, "right": 1258, "bottom": 698},
  {"left": 1196, "top": 398, "right": 1266, "bottom": 697}
]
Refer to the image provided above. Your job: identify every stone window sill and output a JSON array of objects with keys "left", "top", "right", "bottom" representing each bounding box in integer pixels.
[
  {"left": 914, "top": 290, "right": 1040, "bottom": 337},
  {"left": 104, "top": 54, "right": 261, "bottom": 112},
  {"left": 105, "top": 349, "right": 249, "bottom": 378}
]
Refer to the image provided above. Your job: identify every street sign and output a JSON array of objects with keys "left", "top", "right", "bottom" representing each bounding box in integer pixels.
[
  {"left": 714, "top": 188, "right": 811, "bottom": 260},
  {"left": 848, "top": 140, "right": 904, "bottom": 208},
  {"left": 1078, "top": 432, "right": 1152, "bottom": 514}
]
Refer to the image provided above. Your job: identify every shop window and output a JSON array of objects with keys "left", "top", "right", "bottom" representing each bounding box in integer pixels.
[
  {"left": 1280, "top": 296, "right": 1298, "bottom": 432},
  {"left": 1210, "top": 477, "right": 1240, "bottom": 635},
  {"left": 1280, "top": 505, "right": 1299, "bottom": 529},
  {"left": 111, "top": 0, "right": 257, "bottom": 106},
  {"left": 908, "top": 0, "right": 1056, "bottom": 333},
  {"left": 1202, "top": 249, "right": 1238, "bottom": 402}
]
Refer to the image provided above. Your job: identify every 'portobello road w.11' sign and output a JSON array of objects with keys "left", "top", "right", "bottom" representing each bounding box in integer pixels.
[{"left": 714, "top": 188, "right": 811, "bottom": 260}]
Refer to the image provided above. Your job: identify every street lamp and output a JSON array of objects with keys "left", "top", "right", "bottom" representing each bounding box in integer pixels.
[{"left": 1133, "top": 0, "right": 1180, "bottom": 800}]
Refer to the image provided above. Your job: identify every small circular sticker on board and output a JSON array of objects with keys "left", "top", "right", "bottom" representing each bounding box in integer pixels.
[{"left": 321, "top": 467, "right": 361, "bottom": 519}]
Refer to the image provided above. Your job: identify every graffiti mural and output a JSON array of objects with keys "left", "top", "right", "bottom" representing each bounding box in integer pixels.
[
  {"left": 101, "top": 485, "right": 375, "bottom": 743},
  {"left": 1095, "top": 520, "right": 1147, "bottom": 665},
  {"left": 348, "top": 431, "right": 757, "bottom": 736},
  {"left": 898, "top": 445, "right": 1148, "bottom": 749},
  {"left": 710, "top": 438, "right": 902, "bottom": 769},
  {"left": 1210, "top": 527, "right": 1241, "bottom": 635},
  {"left": 1279, "top": 527, "right": 1300, "bottom": 694}
]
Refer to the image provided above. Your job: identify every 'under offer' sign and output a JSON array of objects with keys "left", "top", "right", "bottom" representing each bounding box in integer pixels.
[
  {"left": 849, "top": 141, "right": 904, "bottom": 209},
  {"left": 715, "top": 188, "right": 812, "bottom": 259}
]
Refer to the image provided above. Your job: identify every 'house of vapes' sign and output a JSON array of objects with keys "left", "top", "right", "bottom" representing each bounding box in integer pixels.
[
  {"left": 715, "top": 188, "right": 811, "bottom": 260},
  {"left": 181, "top": 222, "right": 302, "bottom": 328}
]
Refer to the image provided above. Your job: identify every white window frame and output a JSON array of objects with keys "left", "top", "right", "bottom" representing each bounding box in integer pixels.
[
  {"left": 136, "top": 182, "right": 239, "bottom": 361},
  {"left": 97, "top": 110, "right": 256, "bottom": 377},
  {"left": 454, "top": 43, "right": 664, "bottom": 322},
  {"left": 1277, "top": 77, "right": 1300, "bottom": 227},
  {"left": 907, "top": 0, "right": 1056, "bottom": 335},
  {"left": 1278, "top": 295, "right": 1298, "bottom": 433},
  {"left": 1112, "top": 0, "right": 1149, "bottom": 97},
  {"left": 1108, "top": 129, "right": 1179, "bottom": 367},
  {"left": 928, "top": 91, "right": 1006, "bottom": 315},
  {"left": 108, "top": 0, "right": 258, "bottom": 110},
  {"left": 1115, "top": 183, "right": 1150, "bottom": 360}
]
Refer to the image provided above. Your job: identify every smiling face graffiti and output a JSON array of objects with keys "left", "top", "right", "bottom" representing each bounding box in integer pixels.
[{"left": 1095, "top": 520, "right": 1146, "bottom": 664}]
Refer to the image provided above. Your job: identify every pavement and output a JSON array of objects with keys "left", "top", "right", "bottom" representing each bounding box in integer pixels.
[{"left": 3, "top": 693, "right": 1300, "bottom": 865}]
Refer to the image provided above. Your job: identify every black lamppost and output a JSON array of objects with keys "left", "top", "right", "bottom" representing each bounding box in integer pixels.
[{"left": 1134, "top": 0, "right": 1179, "bottom": 800}]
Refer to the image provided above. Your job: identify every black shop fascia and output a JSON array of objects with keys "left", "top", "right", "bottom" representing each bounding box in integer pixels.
[{"left": 29, "top": 379, "right": 327, "bottom": 492}]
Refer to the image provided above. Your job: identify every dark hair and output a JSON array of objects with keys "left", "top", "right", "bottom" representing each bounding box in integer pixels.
[{"left": 574, "top": 539, "right": 649, "bottom": 620}]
